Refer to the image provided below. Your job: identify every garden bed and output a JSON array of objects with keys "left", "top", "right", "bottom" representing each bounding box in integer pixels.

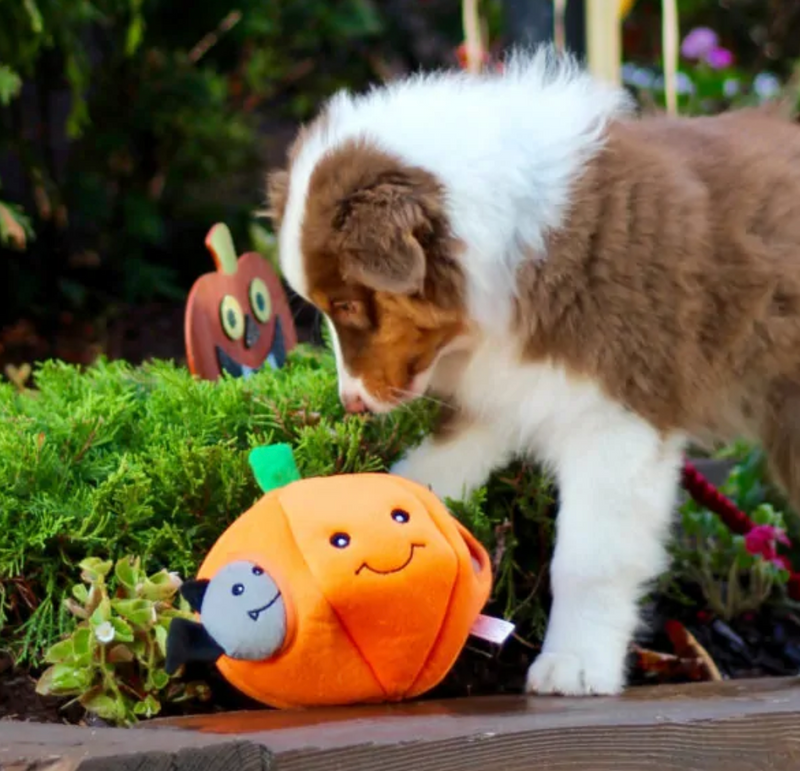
[
  {"left": 4, "top": 678, "right": 800, "bottom": 771},
  {"left": 2, "top": 350, "right": 800, "bottom": 729}
]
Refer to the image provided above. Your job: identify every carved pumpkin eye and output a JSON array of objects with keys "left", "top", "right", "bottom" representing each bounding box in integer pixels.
[
  {"left": 219, "top": 295, "right": 245, "bottom": 340},
  {"left": 249, "top": 278, "right": 272, "bottom": 323}
]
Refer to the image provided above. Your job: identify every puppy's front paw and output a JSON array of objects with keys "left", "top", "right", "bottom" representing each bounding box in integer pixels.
[
  {"left": 389, "top": 442, "right": 475, "bottom": 503},
  {"left": 525, "top": 651, "right": 624, "bottom": 697}
]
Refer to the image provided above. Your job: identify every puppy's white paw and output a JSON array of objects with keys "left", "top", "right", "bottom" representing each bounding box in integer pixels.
[
  {"left": 525, "top": 651, "right": 624, "bottom": 697},
  {"left": 389, "top": 451, "right": 467, "bottom": 501},
  {"left": 389, "top": 443, "right": 476, "bottom": 502}
]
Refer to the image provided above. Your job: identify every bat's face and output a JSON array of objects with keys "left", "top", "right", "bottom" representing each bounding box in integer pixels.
[{"left": 164, "top": 560, "right": 287, "bottom": 675}]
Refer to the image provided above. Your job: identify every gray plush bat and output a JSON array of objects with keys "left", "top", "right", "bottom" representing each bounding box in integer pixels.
[{"left": 165, "top": 560, "right": 287, "bottom": 675}]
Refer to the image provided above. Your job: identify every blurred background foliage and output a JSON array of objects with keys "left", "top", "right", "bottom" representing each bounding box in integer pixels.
[{"left": 0, "top": 0, "right": 798, "bottom": 372}]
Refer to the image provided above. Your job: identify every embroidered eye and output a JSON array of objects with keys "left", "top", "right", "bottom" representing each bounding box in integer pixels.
[
  {"left": 252, "top": 566, "right": 264, "bottom": 576},
  {"left": 330, "top": 532, "right": 351, "bottom": 549},
  {"left": 232, "top": 583, "right": 245, "bottom": 596},
  {"left": 391, "top": 509, "right": 410, "bottom": 524}
]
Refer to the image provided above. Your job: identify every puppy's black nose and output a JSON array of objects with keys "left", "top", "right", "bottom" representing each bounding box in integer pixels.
[{"left": 343, "top": 394, "right": 368, "bottom": 414}]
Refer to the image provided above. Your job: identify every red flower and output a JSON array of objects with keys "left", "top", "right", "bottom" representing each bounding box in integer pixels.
[
  {"left": 456, "top": 42, "right": 488, "bottom": 70},
  {"left": 744, "top": 524, "right": 791, "bottom": 568},
  {"left": 455, "top": 43, "right": 503, "bottom": 73}
]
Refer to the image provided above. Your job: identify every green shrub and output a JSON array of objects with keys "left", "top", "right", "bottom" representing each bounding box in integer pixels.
[
  {"left": 0, "top": 345, "right": 555, "bottom": 667},
  {"left": 3, "top": 342, "right": 795, "bottom": 724}
]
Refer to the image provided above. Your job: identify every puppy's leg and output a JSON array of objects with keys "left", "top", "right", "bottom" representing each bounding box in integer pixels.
[
  {"left": 390, "top": 411, "right": 513, "bottom": 502},
  {"left": 527, "top": 410, "right": 685, "bottom": 696}
]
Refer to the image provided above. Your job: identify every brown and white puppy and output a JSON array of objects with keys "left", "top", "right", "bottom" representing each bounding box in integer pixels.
[{"left": 266, "top": 47, "right": 800, "bottom": 697}]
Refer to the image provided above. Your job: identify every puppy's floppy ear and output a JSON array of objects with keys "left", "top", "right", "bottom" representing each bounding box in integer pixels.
[
  {"left": 336, "top": 182, "right": 430, "bottom": 295},
  {"left": 266, "top": 168, "right": 290, "bottom": 228}
]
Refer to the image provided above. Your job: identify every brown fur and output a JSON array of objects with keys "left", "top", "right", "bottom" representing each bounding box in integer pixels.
[
  {"left": 268, "top": 105, "right": 800, "bottom": 510},
  {"left": 292, "top": 139, "right": 468, "bottom": 404},
  {"left": 513, "top": 107, "right": 800, "bottom": 508}
]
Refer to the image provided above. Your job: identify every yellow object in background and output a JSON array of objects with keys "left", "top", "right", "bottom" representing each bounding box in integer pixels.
[{"left": 618, "top": 0, "right": 637, "bottom": 19}]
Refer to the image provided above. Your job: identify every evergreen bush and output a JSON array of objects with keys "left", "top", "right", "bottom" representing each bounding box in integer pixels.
[{"left": 0, "top": 344, "right": 556, "bottom": 667}]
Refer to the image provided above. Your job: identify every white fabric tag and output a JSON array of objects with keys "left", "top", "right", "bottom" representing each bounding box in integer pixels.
[{"left": 469, "top": 614, "right": 515, "bottom": 645}]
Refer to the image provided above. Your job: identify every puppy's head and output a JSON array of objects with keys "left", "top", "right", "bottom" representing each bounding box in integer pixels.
[{"left": 268, "top": 138, "right": 468, "bottom": 413}]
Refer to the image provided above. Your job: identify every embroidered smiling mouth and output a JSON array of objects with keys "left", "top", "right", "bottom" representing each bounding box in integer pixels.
[
  {"left": 216, "top": 318, "right": 288, "bottom": 378},
  {"left": 355, "top": 543, "right": 425, "bottom": 576},
  {"left": 247, "top": 591, "right": 282, "bottom": 621}
]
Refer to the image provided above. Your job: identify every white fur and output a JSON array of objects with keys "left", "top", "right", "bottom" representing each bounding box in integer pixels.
[
  {"left": 392, "top": 337, "right": 686, "bottom": 696},
  {"left": 278, "top": 47, "right": 632, "bottom": 332},
  {"left": 277, "top": 48, "right": 676, "bottom": 696}
]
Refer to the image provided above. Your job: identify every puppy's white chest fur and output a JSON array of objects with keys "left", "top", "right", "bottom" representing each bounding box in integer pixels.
[{"left": 431, "top": 336, "right": 634, "bottom": 472}]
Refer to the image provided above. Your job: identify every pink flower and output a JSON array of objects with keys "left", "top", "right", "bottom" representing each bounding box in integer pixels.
[
  {"left": 706, "top": 47, "right": 734, "bottom": 70},
  {"left": 744, "top": 524, "right": 791, "bottom": 564},
  {"left": 774, "top": 555, "right": 792, "bottom": 572},
  {"left": 681, "top": 27, "right": 718, "bottom": 60}
]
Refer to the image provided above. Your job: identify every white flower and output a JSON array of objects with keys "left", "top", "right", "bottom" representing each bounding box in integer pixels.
[
  {"left": 753, "top": 72, "right": 781, "bottom": 101},
  {"left": 168, "top": 572, "right": 183, "bottom": 590},
  {"left": 675, "top": 72, "right": 695, "bottom": 95},
  {"left": 95, "top": 621, "right": 115, "bottom": 644},
  {"left": 621, "top": 63, "right": 655, "bottom": 89},
  {"left": 723, "top": 78, "right": 740, "bottom": 98}
]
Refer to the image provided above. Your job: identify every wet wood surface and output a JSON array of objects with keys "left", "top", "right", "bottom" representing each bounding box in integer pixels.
[{"left": 4, "top": 677, "right": 800, "bottom": 770}]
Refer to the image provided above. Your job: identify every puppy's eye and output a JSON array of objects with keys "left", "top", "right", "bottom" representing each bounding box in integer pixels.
[
  {"left": 232, "top": 583, "right": 245, "bottom": 596},
  {"left": 331, "top": 300, "right": 369, "bottom": 330},
  {"left": 330, "top": 532, "right": 351, "bottom": 549},
  {"left": 391, "top": 509, "right": 410, "bottom": 524},
  {"left": 252, "top": 566, "right": 264, "bottom": 576}
]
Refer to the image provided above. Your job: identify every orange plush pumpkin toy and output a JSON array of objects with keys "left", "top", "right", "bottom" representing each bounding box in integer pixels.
[
  {"left": 165, "top": 445, "right": 507, "bottom": 709},
  {"left": 184, "top": 223, "right": 298, "bottom": 381}
]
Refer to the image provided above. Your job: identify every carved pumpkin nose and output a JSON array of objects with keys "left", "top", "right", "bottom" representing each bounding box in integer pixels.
[{"left": 244, "top": 314, "right": 261, "bottom": 349}]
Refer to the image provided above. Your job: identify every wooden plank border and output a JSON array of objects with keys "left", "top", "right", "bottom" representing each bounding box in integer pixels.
[{"left": 4, "top": 678, "right": 800, "bottom": 770}]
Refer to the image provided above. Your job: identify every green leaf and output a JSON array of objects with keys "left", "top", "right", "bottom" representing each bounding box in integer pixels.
[
  {"left": 82, "top": 692, "right": 127, "bottom": 723},
  {"left": 36, "top": 663, "right": 93, "bottom": 696},
  {"left": 139, "top": 570, "right": 179, "bottom": 602},
  {"left": 80, "top": 558, "right": 113, "bottom": 582},
  {"left": 125, "top": 14, "right": 145, "bottom": 57},
  {"left": 112, "top": 598, "right": 156, "bottom": 629},
  {"left": 0, "top": 66, "right": 22, "bottom": 107},
  {"left": 154, "top": 623, "right": 169, "bottom": 658},
  {"left": 23, "top": 0, "right": 43, "bottom": 33},
  {"left": 115, "top": 556, "right": 140, "bottom": 590},
  {"left": 44, "top": 638, "right": 75, "bottom": 665},
  {"left": 72, "top": 584, "right": 90, "bottom": 603},
  {"left": 90, "top": 597, "right": 112, "bottom": 627},
  {"left": 72, "top": 627, "right": 95, "bottom": 664},
  {"left": 150, "top": 669, "right": 169, "bottom": 690},
  {"left": 110, "top": 617, "right": 135, "bottom": 643},
  {"left": 133, "top": 694, "right": 161, "bottom": 717}
]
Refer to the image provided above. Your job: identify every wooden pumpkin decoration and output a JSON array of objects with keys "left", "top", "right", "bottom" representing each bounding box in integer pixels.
[
  {"left": 184, "top": 223, "right": 297, "bottom": 381},
  {"left": 165, "top": 445, "right": 504, "bottom": 710}
]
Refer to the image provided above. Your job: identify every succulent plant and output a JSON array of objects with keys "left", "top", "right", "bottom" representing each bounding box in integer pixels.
[{"left": 36, "top": 556, "right": 211, "bottom": 725}]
